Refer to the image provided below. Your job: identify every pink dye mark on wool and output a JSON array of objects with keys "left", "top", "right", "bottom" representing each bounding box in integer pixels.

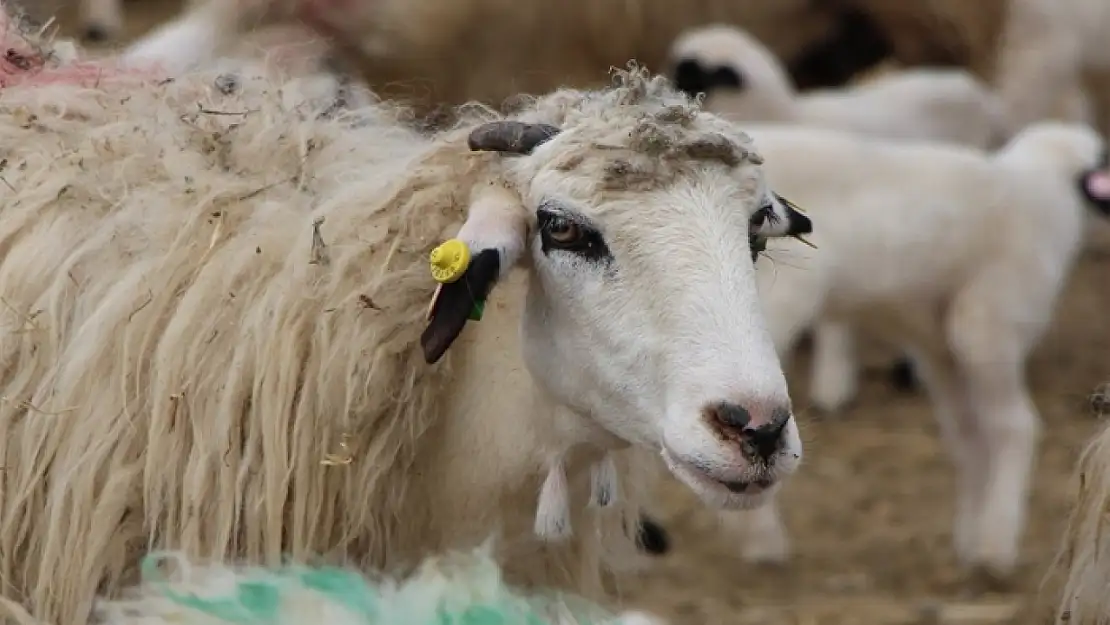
[
  {"left": 1, "top": 4, "right": 162, "bottom": 88},
  {"left": 2, "top": 54, "right": 162, "bottom": 88}
]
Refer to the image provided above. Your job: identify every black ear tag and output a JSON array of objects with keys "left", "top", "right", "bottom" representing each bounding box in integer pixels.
[{"left": 420, "top": 247, "right": 502, "bottom": 364}]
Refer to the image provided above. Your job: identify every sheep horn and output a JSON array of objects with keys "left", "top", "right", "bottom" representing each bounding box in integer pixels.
[{"left": 468, "top": 121, "right": 561, "bottom": 155}]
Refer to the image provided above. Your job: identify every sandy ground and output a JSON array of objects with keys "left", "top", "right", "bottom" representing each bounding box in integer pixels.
[{"left": 33, "top": 2, "right": 1110, "bottom": 623}]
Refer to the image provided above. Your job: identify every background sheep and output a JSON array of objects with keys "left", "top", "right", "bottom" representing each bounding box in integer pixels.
[
  {"left": 0, "top": 41, "right": 815, "bottom": 624},
  {"left": 77, "top": 0, "right": 1010, "bottom": 111},
  {"left": 709, "top": 121, "right": 1109, "bottom": 578},
  {"left": 665, "top": 23, "right": 1007, "bottom": 150}
]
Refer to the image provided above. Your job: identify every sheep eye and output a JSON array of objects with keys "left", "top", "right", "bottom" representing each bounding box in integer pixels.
[
  {"left": 547, "top": 217, "right": 582, "bottom": 245},
  {"left": 537, "top": 208, "right": 611, "bottom": 261}
]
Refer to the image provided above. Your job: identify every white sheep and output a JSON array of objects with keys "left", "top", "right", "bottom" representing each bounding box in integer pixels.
[
  {"left": 666, "top": 23, "right": 1008, "bottom": 150},
  {"left": 711, "top": 120, "right": 1110, "bottom": 576},
  {"left": 0, "top": 30, "right": 814, "bottom": 623}
]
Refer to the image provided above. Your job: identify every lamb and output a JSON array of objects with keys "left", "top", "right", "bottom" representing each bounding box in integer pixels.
[
  {"left": 710, "top": 121, "right": 1110, "bottom": 576},
  {"left": 0, "top": 31, "right": 814, "bottom": 623},
  {"left": 666, "top": 23, "right": 1008, "bottom": 150}
]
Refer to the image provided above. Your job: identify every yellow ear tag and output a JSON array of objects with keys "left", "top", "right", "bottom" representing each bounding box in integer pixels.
[
  {"left": 425, "top": 239, "right": 473, "bottom": 322},
  {"left": 430, "top": 239, "right": 471, "bottom": 284}
]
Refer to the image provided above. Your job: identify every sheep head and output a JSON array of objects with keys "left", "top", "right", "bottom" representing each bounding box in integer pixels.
[{"left": 422, "top": 68, "right": 817, "bottom": 513}]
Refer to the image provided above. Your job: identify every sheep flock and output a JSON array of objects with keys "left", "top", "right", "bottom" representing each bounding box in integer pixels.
[{"left": 1, "top": 0, "right": 1109, "bottom": 623}]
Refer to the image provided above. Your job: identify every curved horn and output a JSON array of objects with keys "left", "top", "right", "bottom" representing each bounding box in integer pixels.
[{"left": 468, "top": 121, "right": 562, "bottom": 155}]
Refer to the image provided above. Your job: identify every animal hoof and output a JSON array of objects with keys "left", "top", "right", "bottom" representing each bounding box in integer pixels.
[
  {"left": 888, "top": 356, "right": 918, "bottom": 392},
  {"left": 635, "top": 515, "right": 671, "bottom": 556}
]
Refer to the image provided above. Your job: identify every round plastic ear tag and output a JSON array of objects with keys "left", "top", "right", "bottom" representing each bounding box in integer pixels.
[{"left": 429, "top": 239, "right": 471, "bottom": 284}]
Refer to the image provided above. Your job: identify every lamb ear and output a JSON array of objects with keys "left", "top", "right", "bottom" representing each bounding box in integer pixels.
[{"left": 420, "top": 185, "right": 530, "bottom": 364}]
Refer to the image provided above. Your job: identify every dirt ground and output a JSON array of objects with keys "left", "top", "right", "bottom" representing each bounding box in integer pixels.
[{"left": 36, "top": 2, "right": 1110, "bottom": 623}]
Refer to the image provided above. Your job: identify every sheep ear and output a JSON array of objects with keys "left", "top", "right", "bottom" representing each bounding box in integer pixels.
[
  {"left": 421, "top": 248, "right": 502, "bottom": 364},
  {"left": 768, "top": 192, "right": 813, "bottom": 239},
  {"left": 420, "top": 186, "right": 530, "bottom": 364}
]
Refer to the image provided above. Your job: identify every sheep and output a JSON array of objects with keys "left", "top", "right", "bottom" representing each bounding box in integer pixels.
[
  {"left": 114, "top": 0, "right": 852, "bottom": 110},
  {"left": 666, "top": 23, "right": 1008, "bottom": 151},
  {"left": 0, "top": 33, "right": 815, "bottom": 623},
  {"left": 709, "top": 120, "right": 1110, "bottom": 576},
  {"left": 1054, "top": 399, "right": 1110, "bottom": 625}
]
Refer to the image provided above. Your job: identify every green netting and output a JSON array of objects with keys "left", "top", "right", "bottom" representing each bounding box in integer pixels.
[{"left": 134, "top": 551, "right": 614, "bottom": 625}]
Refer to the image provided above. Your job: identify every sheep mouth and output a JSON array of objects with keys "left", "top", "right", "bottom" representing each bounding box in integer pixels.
[
  {"left": 661, "top": 445, "right": 777, "bottom": 507},
  {"left": 720, "top": 478, "right": 774, "bottom": 494}
]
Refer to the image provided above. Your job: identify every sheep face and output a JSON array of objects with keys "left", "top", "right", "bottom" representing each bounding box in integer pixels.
[
  {"left": 666, "top": 24, "right": 794, "bottom": 121},
  {"left": 453, "top": 119, "right": 809, "bottom": 510}
]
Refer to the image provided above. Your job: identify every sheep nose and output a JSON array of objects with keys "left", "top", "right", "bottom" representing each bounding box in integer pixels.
[{"left": 703, "top": 401, "right": 791, "bottom": 462}]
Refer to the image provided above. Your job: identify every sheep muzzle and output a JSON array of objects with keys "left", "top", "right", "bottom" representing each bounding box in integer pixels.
[{"left": 467, "top": 122, "right": 561, "bottom": 155}]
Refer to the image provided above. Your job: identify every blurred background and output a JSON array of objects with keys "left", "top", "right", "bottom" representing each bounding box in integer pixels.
[{"left": 13, "top": 0, "right": 1110, "bottom": 622}]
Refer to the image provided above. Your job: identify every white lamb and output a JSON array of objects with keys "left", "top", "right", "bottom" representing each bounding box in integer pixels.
[
  {"left": 716, "top": 120, "right": 1110, "bottom": 577},
  {"left": 667, "top": 23, "right": 1008, "bottom": 150}
]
